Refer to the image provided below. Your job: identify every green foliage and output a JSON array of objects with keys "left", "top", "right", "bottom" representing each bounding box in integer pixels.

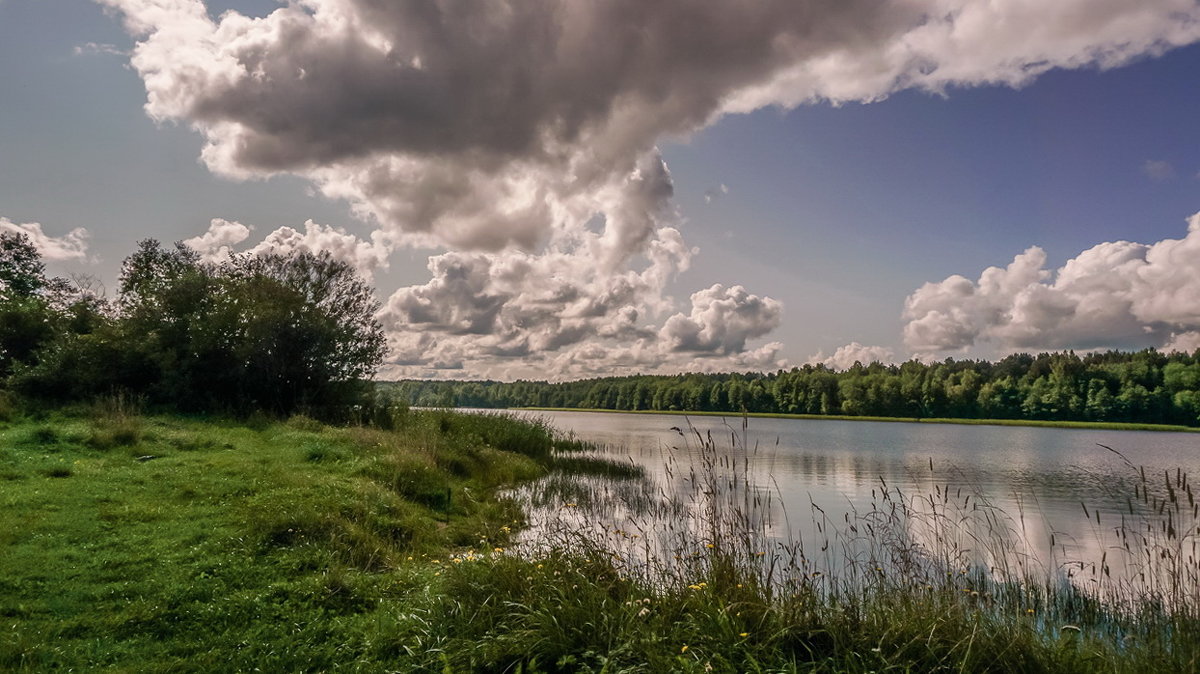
[
  {"left": 2, "top": 238, "right": 386, "bottom": 418},
  {"left": 0, "top": 390, "right": 15, "bottom": 422},
  {"left": 388, "top": 348, "right": 1200, "bottom": 427},
  {"left": 0, "top": 231, "right": 47, "bottom": 298},
  {"left": 0, "top": 296, "right": 58, "bottom": 378}
]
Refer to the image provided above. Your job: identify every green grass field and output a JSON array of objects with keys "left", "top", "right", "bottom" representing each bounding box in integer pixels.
[
  {"left": 1, "top": 405, "right": 1196, "bottom": 672},
  {"left": 0, "top": 407, "right": 553, "bottom": 671},
  {"left": 515, "top": 406, "right": 1200, "bottom": 432}
]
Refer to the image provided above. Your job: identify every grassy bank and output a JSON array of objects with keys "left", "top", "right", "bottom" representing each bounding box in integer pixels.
[
  {"left": 0, "top": 406, "right": 561, "bottom": 671},
  {"left": 2, "top": 405, "right": 1197, "bottom": 672},
  {"left": 515, "top": 406, "right": 1200, "bottom": 432}
]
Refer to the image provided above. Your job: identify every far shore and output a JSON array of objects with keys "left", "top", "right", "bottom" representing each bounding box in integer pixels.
[{"left": 508, "top": 406, "right": 1200, "bottom": 433}]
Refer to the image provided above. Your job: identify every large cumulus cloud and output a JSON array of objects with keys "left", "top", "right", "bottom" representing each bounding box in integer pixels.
[
  {"left": 376, "top": 224, "right": 702, "bottom": 378},
  {"left": 99, "top": 0, "right": 1200, "bottom": 377},
  {"left": 100, "top": 0, "right": 1200, "bottom": 252},
  {"left": 661, "top": 284, "right": 782, "bottom": 356},
  {"left": 903, "top": 212, "right": 1200, "bottom": 356}
]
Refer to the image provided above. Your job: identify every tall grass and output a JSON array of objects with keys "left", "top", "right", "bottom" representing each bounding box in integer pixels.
[
  {"left": 469, "top": 419, "right": 1200, "bottom": 671},
  {"left": 86, "top": 393, "right": 145, "bottom": 449}
]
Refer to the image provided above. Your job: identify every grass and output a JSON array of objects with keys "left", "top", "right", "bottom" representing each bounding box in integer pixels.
[
  {"left": 0, "top": 406, "right": 566, "bottom": 671},
  {"left": 516, "top": 406, "right": 1200, "bottom": 433},
  {"left": 1, "top": 404, "right": 1197, "bottom": 672}
]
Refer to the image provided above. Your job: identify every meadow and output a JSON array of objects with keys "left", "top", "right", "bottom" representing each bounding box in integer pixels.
[{"left": 1, "top": 402, "right": 1197, "bottom": 672}]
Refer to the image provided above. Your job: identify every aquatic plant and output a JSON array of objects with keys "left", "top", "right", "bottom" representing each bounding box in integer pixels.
[{"left": 493, "top": 418, "right": 1200, "bottom": 670}]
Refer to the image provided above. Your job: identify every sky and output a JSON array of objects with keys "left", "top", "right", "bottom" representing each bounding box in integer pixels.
[{"left": 4, "top": 0, "right": 1200, "bottom": 380}]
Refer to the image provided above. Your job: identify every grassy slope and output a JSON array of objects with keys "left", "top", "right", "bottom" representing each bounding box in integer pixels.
[
  {"left": 0, "top": 409, "right": 547, "bottom": 672},
  {"left": 516, "top": 406, "right": 1200, "bottom": 433},
  {"left": 1, "top": 407, "right": 1195, "bottom": 672}
]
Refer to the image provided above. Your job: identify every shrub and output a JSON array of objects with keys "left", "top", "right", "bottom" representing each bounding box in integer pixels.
[
  {"left": 0, "top": 390, "right": 16, "bottom": 422},
  {"left": 86, "top": 394, "right": 143, "bottom": 449}
]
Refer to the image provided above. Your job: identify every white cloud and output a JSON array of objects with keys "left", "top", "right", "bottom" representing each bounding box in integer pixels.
[
  {"left": 726, "top": 0, "right": 1200, "bottom": 111},
  {"left": 1142, "top": 159, "right": 1176, "bottom": 180},
  {"left": 1163, "top": 331, "right": 1200, "bottom": 354},
  {"left": 704, "top": 184, "right": 729, "bottom": 204},
  {"left": 374, "top": 254, "right": 792, "bottom": 380},
  {"left": 902, "top": 212, "right": 1200, "bottom": 356},
  {"left": 661, "top": 284, "right": 782, "bottom": 356},
  {"left": 245, "top": 220, "right": 392, "bottom": 279},
  {"left": 182, "top": 218, "right": 251, "bottom": 261},
  {"left": 716, "top": 341, "right": 788, "bottom": 372},
  {"left": 101, "top": 0, "right": 1200, "bottom": 254},
  {"left": 73, "top": 42, "right": 128, "bottom": 57},
  {"left": 183, "top": 217, "right": 392, "bottom": 278},
  {"left": 377, "top": 220, "right": 698, "bottom": 378},
  {"left": 0, "top": 218, "right": 90, "bottom": 262},
  {"left": 807, "top": 342, "right": 896, "bottom": 371},
  {"left": 97, "top": 0, "right": 1200, "bottom": 377}
]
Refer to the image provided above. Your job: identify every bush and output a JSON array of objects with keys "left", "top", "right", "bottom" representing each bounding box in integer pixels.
[
  {"left": 0, "top": 390, "right": 16, "bottom": 422},
  {"left": 4, "top": 238, "right": 386, "bottom": 419}
]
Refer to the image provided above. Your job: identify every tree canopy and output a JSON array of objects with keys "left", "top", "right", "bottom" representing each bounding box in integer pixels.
[
  {"left": 0, "top": 231, "right": 48, "bottom": 298},
  {"left": 0, "top": 234, "right": 386, "bottom": 417},
  {"left": 389, "top": 348, "right": 1200, "bottom": 427}
]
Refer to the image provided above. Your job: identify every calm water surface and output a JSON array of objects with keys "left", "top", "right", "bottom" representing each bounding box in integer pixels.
[
  {"left": 513, "top": 410, "right": 1200, "bottom": 586},
  {"left": 533, "top": 410, "right": 1200, "bottom": 511}
]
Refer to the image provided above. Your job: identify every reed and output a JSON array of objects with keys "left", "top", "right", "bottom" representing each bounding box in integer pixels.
[{"left": 474, "top": 420, "right": 1200, "bottom": 671}]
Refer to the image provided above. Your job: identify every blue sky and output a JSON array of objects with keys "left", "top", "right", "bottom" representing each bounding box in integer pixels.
[
  {"left": 667, "top": 46, "right": 1200, "bottom": 358},
  {"left": 4, "top": 1, "right": 1200, "bottom": 379}
]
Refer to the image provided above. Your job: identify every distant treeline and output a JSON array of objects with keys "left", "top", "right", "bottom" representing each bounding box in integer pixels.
[
  {"left": 390, "top": 349, "right": 1200, "bottom": 426},
  {"left": 0, "top": 231, "right": 385, "bottom": 418}
]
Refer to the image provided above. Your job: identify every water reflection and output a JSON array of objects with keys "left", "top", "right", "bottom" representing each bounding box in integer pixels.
[{"left": 507, "top": 410, "right": 1200, "bottom": 604}]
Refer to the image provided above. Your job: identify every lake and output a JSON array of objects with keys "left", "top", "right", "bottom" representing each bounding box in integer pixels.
[{"left": 505, "top": 409, "right": 1200, "bottom": 598}]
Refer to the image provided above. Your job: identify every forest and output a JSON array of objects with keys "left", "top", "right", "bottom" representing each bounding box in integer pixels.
[{"left": 390, "top": 348, "right": 1200, "bottom": 426}]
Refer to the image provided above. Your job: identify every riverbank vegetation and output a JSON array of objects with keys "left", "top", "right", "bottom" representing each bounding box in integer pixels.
[
  {"left": 391, "top": 348, "right": 1200, "bottom": 427},
  {"left": 3, "top": 405, "right": 1197, "bottom": 672}
]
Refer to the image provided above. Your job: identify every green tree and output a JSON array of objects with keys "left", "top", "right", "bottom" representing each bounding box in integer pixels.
[
  {"left": 209, "top": 250, "right": 386, "bottom": 415},
  {"left": 14, "top": 240, "right": 386, "bottom": 417},
  {"left": 0, "top": 231, "right": 48, "bottom": 298},
  {"left": 0, "top": 232, "right": 59, "bottom": 377}
]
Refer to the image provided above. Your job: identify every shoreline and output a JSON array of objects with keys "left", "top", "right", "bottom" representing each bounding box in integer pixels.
[{"left": 507, "top": 406, "right": 1200, "bottom": 433}]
